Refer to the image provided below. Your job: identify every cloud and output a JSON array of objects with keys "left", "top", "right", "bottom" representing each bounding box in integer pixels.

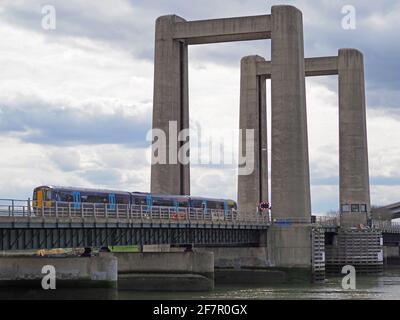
[
  {"left": 50, "top": 149, "right": 81, "bottom": 171},
  {"left": 0, "top": 0, "right": 399, "bottom": 214},
  {"left": 0, "top": 95, "right": 151, "bottom": 146}
]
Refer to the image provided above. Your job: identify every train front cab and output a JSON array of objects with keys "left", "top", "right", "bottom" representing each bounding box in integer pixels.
[{"left": 33, "top": 186, "right": 53, "bottom": 215}]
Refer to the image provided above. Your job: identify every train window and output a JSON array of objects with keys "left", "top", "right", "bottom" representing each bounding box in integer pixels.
[
  {"left": 59, "top": 192, "right": 73, "bottom": 202},
  {"left": 116, "top": 195, "right": 129, "bottom": 204},
  {"left": 152, "top": 198, "right": 174, "bottom": 207},
  {"left": 44, "top": 190, "right": 52, "bottom": 201},
  {"left": 133, "top": 197, "right": 147, "bottom": 206},
  {"left": 207, "top": 201, "right": 224, "bottom": 210},
  {"left": 87, "top": 195, "right": 108, "bottom": 203},
  {"left": 190, "top": 200, "right": 203, "bottom": 208},
  {"left": 177, "top": 201, "right": 189, "bottom": 207}
]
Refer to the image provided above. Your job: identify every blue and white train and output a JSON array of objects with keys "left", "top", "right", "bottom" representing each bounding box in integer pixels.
[{"left": 32, "top": 185, "right": 237, "bottom": 213}]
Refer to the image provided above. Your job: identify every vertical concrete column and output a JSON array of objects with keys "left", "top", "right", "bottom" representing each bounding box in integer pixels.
[
  {"left": 338, "top": 49, "right": 370, "bottom": 226},
  {"left": 270, "top": 5, "right": 311, "bottom": 221},
  {"left": 151, "top": 15, "right": 190, "bottom": 195},
  {"left": 238, "top": 56, "right": 268, "bottom": 214}
]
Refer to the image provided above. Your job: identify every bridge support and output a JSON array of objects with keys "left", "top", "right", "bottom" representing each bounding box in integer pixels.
[
  {"left": 151, "top": 15, "right": 190, "bottom": 195},
  {"left": 338, "top": 49, "right": 370, "bottom": 227},
  {"left": 270, "top": 6, "right": 311, "bottom": 222},
  {"left": 267, "top": 225, "right": 312, "bottom": 271},
  {"left": 241, "top": 48, "right": 371, "bottom": 228},
  {"left": 238, "top": 56, "right": 268, "bottom": 214}
]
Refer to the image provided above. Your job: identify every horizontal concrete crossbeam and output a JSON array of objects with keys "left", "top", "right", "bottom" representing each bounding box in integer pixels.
[
  {"left": 173, "top": 15, "right": 271, "bottom": 44},
  {"left": 256, "top": 56, "right": 339, "bottom": 78}
]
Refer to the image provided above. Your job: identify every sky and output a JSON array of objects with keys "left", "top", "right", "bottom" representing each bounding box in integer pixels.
[{"left": 0, "top": 0, "right": 399, "bottom": 214}]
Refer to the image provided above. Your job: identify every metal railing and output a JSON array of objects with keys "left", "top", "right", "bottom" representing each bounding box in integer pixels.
[
  {"left": 0, "top": 199, "right": 269, "bottom": 226},
  {"left": 314, "top": 215, "right": 340, "bottom": 227},
  {"left": 271, "top": 217, "right": 311, "bottom": 225},
  {"left": 269, "top": 216, "right": 340, "bottom": 227},
  {"left": 371, "top": 220, "right": 400, "bottom": 233}
]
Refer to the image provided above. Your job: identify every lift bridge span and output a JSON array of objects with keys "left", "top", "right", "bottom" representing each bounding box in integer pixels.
[
  {"left": 2, "top": 199, "right": 400, "bottom": 251},
  {"left": 0, "top": 199, "right": 269, "bottom": 250}
]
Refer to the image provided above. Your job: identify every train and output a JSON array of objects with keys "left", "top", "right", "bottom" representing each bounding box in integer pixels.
[{"left": 32, "top": 185, "right": 237, "bottom": 213}]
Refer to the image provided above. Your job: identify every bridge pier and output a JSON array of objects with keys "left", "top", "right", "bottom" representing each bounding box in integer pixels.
[
  {"left": 338, "top": 49, "right": 370, "bottom": 227},
  {"left": 0, "top": 253, "right": 118, "bottom": 288},
  {"left": 151, "top": 15, "right": 190, "bottom": 195},
  {"left": 270, "top": 6, "right": 311, "bottom": 222},
  {"left": 238, "top": 55, "right": 268, "bottom": 214},
  {"left": 116, "top": 251, "right": 214, "bottom": 291}
]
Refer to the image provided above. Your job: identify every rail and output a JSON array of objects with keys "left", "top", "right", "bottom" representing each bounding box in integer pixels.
[
  {"left": 372, "top": 220, "right": 400, "bottom": 234},
  {"left": 314, "top": 215, "right": 340, "bottom": 227},
  {"left": 0, "top": 199, "right": 269, "bottom": 226},
  {"left": 270, "top": 216, "right": 340, "bottom": 227}
]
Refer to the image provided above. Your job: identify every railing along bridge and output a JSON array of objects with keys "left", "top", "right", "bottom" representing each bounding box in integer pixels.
[{"left": 0, "top": 199, "right": 268, "bottom": 250}]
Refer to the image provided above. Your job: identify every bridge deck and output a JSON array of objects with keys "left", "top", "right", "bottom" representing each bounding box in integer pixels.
[{"left": 0, "top": 199, "right": 268, "bottom": 250}]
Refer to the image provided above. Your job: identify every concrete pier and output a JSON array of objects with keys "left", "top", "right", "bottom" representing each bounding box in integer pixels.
[
  {"left": 115, "top": 251, "right": 214, "bottom": 291},
  {"left": 267, "top": 225, "right": 312, "bottom": 268},
  {"left": 198, "top": 247, "right": 269, "bottom": 269},
  {"left": 0, "top": 254, "right": 118, "bottom": 288},
  {"left": 270, "top": 6, "right": 311, "bottom": 221},
  {"left": 151, "top": 15, "right": 190, "bottom": 195},
  {"left": 238, "top": 55, "right": 268, "bottom": 214},
  {"left": 338, "top": 49, "right": 370, "bottom": 226}
]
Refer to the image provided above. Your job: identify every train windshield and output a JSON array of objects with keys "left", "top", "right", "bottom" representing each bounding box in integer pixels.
[{"left": 44, "top": 190, "right": 52, "bottom": 201}]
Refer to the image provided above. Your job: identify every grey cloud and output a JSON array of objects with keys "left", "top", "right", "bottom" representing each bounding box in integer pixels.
[
  {"left": 81, "top": 168, "right": 123, "bottom": 186},
  {"left": 0, "top": 96, "right": 151, "bottom": 146},
  {"left": 3, "top": 0, "right": 400, "bottom": 106},
  {"left": 371, "top": 176, "right": 400, "bottom": 186},
  {"left": 49, "top": 149, "right": 81, "bottom": 171}
]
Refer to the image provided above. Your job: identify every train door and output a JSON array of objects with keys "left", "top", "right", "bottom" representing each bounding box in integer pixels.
[
  {"left": 36, "top": 189, "right": 43, "bottom": 208},
  {"left": 202, "top": 201, "right": 207, "bottom": 214},
  {"left": 223, "top": 201, "right": 228, "bottom": 216},
  {"left": 108, "top": 193, "right": 116, "bottom": 210},
  {"left": 146, "top": 194, "right": 152, "bottom": 212},
  {"left": 72, "top": 191, "right": 81, "bottom": 209}
]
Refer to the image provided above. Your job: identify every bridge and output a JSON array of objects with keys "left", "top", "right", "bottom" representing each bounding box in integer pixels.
[
  {"left": 372, "top": 202, "right": 400, "bottom": 220},
  {"left": 0, "top": 199, "right": 268, "bottom": 250}
]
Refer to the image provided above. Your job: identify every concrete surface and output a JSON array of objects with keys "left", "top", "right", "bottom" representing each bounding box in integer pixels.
[
  {"left": 338, "top": 48, "right": 370, "bottom": 226},
  {"left": 151, "top": 15, "right": 190, "bottom": 195},
  {"left": 197, "top": 247, "right": 269, "bottom": 269},
  {"left": 114, "top": 251, "right": 214, "bottom": 280},
  {"left": 238, "top": 55, "right": 268, "bottom": 214},
  {"left": 267, "top": 224, "right": 312, "bottom": 269},
  {"left": 118, "top": 273, "right": 213, "bottom": 291},
  {"left": 270, "top": 5, "right": 311, "bottom": 221},
  {"left": 0, "top": 254, "right": 118, "bottom": 288},
  {"left": 173, "top": 15, "right": 272, "bottom": 44}
]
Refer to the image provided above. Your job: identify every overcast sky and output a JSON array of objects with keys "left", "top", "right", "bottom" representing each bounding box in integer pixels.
[{"left": 0, "top": 0, "right": 399, "bottom": 213}]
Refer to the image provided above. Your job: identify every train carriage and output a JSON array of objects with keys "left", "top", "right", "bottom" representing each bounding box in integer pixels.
[
  {"left": 32, "top": 185, "right": 237, "bottom": 220},
  {"left": 33, "top": 185, "right": 131, "bottom": 216}
]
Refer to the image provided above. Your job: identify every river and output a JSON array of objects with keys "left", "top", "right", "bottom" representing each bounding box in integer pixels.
[{"left": 1, "top": 268, "right": 399, "bottom": 300}]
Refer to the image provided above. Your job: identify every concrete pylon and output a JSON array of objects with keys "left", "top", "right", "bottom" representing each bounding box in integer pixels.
[
  {"left": 270, "top": 6, "right": 311, "bottom": 221},
  {"left": 151, "top": 15, "right": 190, "bottom": 195},
  {"left": 238, "top": 56, "right": 268, "bottom": 214},
  {"left": 338, "top": 48, "right": 370, "bottom": 226}
]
